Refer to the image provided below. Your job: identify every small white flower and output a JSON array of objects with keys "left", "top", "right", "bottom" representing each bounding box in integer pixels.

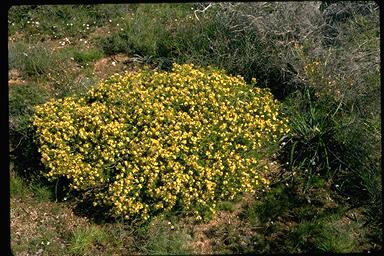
[
  {"left": 111, "top": 61, "right": 116, "bottom": 66},
  {"left": 109, "top": 19, "right": 112, "bottom": 22}
]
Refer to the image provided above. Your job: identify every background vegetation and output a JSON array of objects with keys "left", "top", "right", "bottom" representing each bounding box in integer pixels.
[{"left": 9, "top": 2, "right": 381, "bottom": 255}]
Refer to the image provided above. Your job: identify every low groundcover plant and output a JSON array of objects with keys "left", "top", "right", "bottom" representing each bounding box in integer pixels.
[{"left": 32, "top": 63, "right": 290, "bottom": 221}]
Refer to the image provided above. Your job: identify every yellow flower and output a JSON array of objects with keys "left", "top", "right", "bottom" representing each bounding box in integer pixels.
[{"left": 32, "top": 63, "right": 289, "bottom": 221}]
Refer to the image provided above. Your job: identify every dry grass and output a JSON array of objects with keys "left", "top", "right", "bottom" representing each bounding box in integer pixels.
[{"left": 11, "top": 197, "right": 89, "bottom": 255}]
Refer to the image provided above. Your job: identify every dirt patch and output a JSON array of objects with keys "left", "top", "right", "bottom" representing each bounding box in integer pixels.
[
  {"left": 93, "top": 54, "right": 141, "bottom": 80},
  {"left": 182, "top": 193, "right": 258, "bottom": 254},
  {"left": 11, "top": 197, "right": 90, "bottom": 255},
  {"left": 8, "top": 69, "right": 25, "bottom": 86},
  {"left": 88, "top": 25, "right": 114, "bottom": 41},
  {"left": 9, "top": 31, "right": 24, "bottom": 42}
]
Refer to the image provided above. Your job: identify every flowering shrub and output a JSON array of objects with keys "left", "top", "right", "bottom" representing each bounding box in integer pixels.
[{"left": 33, "top": 64, "right": 290, "bottom": 221}]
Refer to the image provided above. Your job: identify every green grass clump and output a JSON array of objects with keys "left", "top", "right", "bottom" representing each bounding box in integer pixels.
[
  {"left": 73, "top": 48, "right": 104, "bottom": 65},
  {"left": 69, "top": 225, "right": 107, "bottom": 255},
  {"left": 96, "top": 3, "right": 192, "bottom": 59},
  {"left": 138, "top": 219, "right": 192, "bottom": 255},
  {"left": 10, "top": 170, "right": 30, "bottom": 198},
  {"left": 289, "top": 213, "right": 361, "bottom": 253},
  {"left": 8, "top": 41, "right": 66, "bottom": 78},
  {"left": 10, "top": 168, "right": 55, "bottom": 202},
  {"left": 218, "top": 201, "right": 235, "bottom": 213},
  {"left": 32, "top": 64, "right": 289, "bottom": 222}
]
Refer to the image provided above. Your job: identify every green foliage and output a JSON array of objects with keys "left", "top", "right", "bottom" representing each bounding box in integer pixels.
[
  {"left": 73, "top": 48, "right": 103, "bottom": 65},
  {"left": 8, "top": 5, "right": 133, "bottom": 41},
  {"left": 9, "top": 81, "right": 48, "bottom": 134},
  {"left": 242, "top": 180, "right": 366, "bottom": 253},
  {"left": 169, "top": 10, "right": 279, "bottom": 91},
  {"left": 10, "top": 167, "right": 55, "bottom": 202},
  {"left": 9, "top": 41, "right": 64, "bottom": 78},
  {"left": 32, "top": 64, "right": 289, "bottom": 221},
  {"left": 279, "top": 88, "right": 344, "bottom": 182},
  {"left": 31, "top": 183, "right": 55, "bottom": 201},
  {"left": 270, "top": 2, "right": 381, "bottom": 235},
  {"left": 9, "top": 82, "right": 50, "bottom": 180},
  {"left": 10, "top": 170, "right": 30, "bottom": 198},
  {"left": 289, "top": 213, "right": 361, "bottom": 253},
  {"left": 69, "top": 225, "right": 107, "bottom": 255},
  {"left": 8, "top": 41, "right": 94, "bottom": 99},
  {"left": 217, "top": 201, "right": 235, "bottom": 213},
  {"left": 244, "top": 184, "right": 298, "bottom": 225},
  {"left": 96, "top": 3, "right": 192, "bottom": 58},
  {"left": 138, "top": 219, "right": 192, "bottom": 255}
]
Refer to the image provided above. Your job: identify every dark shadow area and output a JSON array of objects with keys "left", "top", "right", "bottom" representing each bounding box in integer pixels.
[{"left": 71, "top": 197, "right": 116, "bottom": 225}]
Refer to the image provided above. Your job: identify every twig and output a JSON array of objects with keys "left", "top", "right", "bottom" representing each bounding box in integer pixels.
[
  {"left": 55, "top": 179, "right": 59, "bottom": 202},
  {"left": 9, "top": 135, "right": 25, "bottom": 154},
  {"left": 194, "top": 3, "right": 213, "bottom": 21}
]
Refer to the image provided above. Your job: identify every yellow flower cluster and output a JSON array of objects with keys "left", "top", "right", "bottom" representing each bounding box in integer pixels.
[{"left": 33, "top": 63, "right": 290, "bottom": 221}]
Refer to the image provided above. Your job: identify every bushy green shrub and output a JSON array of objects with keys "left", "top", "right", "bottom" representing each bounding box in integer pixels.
[{"left": 32, "top": 64, "right": 289, "bottom": 221}]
